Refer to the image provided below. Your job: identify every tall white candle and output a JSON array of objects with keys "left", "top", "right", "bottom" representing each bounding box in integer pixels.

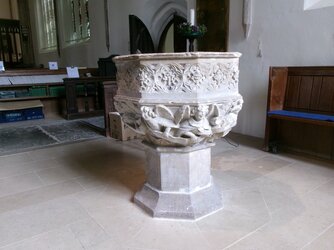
[{"left": 190, "top": 9, "right": 195, "bottom": 25}]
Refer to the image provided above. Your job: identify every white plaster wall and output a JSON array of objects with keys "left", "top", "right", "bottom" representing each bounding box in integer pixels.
[
  {"left": 229, "top": 0, "right": 334, "bottom": 138},
  {"left": 304, "top": 0, "right": 334, "bottom": 10}
]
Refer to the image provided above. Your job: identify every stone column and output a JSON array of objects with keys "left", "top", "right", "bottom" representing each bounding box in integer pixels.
[{"left": 113, "top": 52, "right": 243, "bottom": 220}]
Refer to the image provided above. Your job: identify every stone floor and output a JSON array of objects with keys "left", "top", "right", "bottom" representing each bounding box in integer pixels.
[
  {"left": 0, "top": 117, "right": 104, "bottom": 155},
  {"left": 0, "top": 132, "right": 334, "bottom": 249}
]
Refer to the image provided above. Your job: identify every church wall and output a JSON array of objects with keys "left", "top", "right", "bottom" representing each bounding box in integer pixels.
[
  {"left": 108, "top": 0, "right": 187, "bottom": 53},
  {"left": 229, "top": 0, "right": 334, "bottom": 138},
  {"left": 29, "top": 0, "right": 107, "bottom": 68},
  {"left": 29, "top": 0, "right": 187, "bottom": 68},
  {"left": 0, "top": 0, "right": 11, "bottom": 19}
]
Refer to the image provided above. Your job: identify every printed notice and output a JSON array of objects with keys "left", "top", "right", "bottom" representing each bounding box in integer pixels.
[
  {"left": 49, "top": 61, "right": 58, "bottom": 70},
  {"left": 0, "top": 61, "right": 5, "bottom": 71},
  {"left": 66, "top": 67, "right": 79, "bottom": 78}
]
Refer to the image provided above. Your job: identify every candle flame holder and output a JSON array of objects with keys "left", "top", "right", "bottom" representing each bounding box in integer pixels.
[{"left": 177, "top": 22, "right": 207, "bottom": 52}]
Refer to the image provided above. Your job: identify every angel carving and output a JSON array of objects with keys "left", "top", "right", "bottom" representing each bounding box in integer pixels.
[{"left": 141, "top": 105, "right": 191, "bottom": 137}]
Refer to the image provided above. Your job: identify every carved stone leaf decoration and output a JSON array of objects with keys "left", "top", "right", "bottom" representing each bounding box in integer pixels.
[
  {"left": 116, "top": 60, "right": 239, "bottom": 94},
  {"left": 209, "top": 64, "right": 225, "bottom": 89},
  {"left": 225, "top": 62, "right": 239, "bottom": 90},
  {"left": 117, "top": 61, "right": 140, "bottom": 92},
  {"left": 137, "top": 64, "right": 155, "bottom": 92},
  {"left": 183, "top": 64, "right": 206, "bottom": 91},
  {"left": 154, "top": 64, "right": 183, "bottom": 92}
]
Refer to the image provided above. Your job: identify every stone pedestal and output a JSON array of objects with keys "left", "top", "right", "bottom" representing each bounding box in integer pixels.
[
  {"left": 113, "top": 52, "right": 243, "bottom": 220},
  {"left": 135, "top": 143, "right": 222, "bottom": 220}
]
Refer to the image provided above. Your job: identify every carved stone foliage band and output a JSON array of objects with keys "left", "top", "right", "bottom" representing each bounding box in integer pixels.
[
  {"left": 114, "top": 96, "right": 243, "bottom": 147},
  {"left": 116, "top": 61, "right": 239, "bottom": 94}
]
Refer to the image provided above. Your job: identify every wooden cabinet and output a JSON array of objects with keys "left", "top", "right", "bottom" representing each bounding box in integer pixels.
[{"left": 63, "top": 76, "right": 116, "bottom": 120}]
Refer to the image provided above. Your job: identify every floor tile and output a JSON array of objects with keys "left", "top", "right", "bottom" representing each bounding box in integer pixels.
[
  {"left": 127, "top": 220, "right": 213, "bottom": 250},
  {"left": 0, "top": 153, "right": 32, "bottom": 168},
  {"left": 0, "top": 227, "right": 84, "bottom": 250},
  {"left": 0, "top": 173, "right": 43, "bottom": 198},
  {"left": 36, "top": 166, "right": 85, "bottom": 185},
  {"left": 69, "top": 217, "right": 111, "bottom": 249},
  {"left": 0, "top": 180, "right": 83, "bottom": 214},
  {"left": 0, "top": 132, "right": 333, "bottom": 250},
  {"left": 0, "top": 197, "right": 89, "bottom": 247},
  {"left": 196, "top": 188, "right": 270, "bottom": 249},
  {"left": 303, "top": 223, "right": 334, "bottom": 249}
]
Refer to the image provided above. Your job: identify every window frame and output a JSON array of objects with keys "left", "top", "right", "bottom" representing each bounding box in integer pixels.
[
  {"left": 35, "top": 0, "right": 58, "bottom": 52},
  {"left": 58, "top": 0, "right": 90, "bottom": 47}
]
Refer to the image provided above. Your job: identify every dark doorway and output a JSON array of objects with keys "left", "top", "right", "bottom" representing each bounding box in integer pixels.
[
  {"left": 157, "top": 14, "right": 187, "bottom": 53},
  {"left": 129, "top": 14, "right": 187, "bottom": 54},
  {"left": 196, "top": 0, "right": 229, "bottom": 52},
  {"left": 129, "top": 15, "right": 155, "bottom": 54}
]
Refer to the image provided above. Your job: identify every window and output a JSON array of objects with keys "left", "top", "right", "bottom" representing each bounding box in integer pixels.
[
  {"left": 36, "top": 0, "right": 57, "bottom": 51},
  {"left": 61, "top": 0, "right": 90, "bottom": 45}
]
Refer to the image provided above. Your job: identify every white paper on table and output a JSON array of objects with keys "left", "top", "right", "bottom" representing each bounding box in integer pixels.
[
  {"left": 66, "top": 67, "right": 79, "bottom": 78},
  {"left": 48, "top": 61, "right": 58, "bottom": 70},
  {"left": 0, "top": 61, "right": 5, "bottom": 71}
]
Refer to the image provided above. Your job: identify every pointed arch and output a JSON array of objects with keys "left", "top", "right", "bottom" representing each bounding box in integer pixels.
[
  {"left": 148, "top": 1, "right": 187, "bottom": 46},
  {"left": 304, "top": 0, "right": 334, "bottom": 10}
]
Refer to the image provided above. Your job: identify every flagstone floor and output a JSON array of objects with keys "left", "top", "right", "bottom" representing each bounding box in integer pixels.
[{"left": 0, "top": 132, "right": 333, "bottom": 249}]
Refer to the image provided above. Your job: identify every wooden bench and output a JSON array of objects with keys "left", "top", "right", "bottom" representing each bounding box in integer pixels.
[
  {"left": 0, "top": 68, "right": 100, "bottom": 118},
  {"left": 264, "top": 66, "right": 334, "bottom": 159}
]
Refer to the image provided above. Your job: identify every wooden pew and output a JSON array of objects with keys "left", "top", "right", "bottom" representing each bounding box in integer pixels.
[
  {"left": 264, "top": 66, "right": 334, "bottom": 159},
  {"left": 0, "top": 68, "right": 99, "bottom": 119}
]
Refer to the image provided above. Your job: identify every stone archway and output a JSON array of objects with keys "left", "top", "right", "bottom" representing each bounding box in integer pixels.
[{"left": 304, "top": 0, "right": 334, "bottom": 10}]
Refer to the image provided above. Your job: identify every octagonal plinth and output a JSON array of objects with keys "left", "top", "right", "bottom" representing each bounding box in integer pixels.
[{"left": 134, "top": 143, "right": 223, "bottom": 220}]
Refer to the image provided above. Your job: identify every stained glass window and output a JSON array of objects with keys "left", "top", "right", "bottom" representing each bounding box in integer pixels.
[{"left": 37, "top": 0, "right": 57, "bottom": 50}]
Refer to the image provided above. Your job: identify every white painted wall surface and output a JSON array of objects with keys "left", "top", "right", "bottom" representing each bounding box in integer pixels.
[
  {"left": 304, "top": 0, "right": 334, "bottom": 10},
  {"left": 229, "top": 0, "right": 334, "bottom": 138}
]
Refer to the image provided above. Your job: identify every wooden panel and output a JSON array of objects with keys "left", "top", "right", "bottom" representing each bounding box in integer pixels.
[
  {"left": 285, "top": 76, "right": 300, "bottom": 109},
  {"left": 279, "top": 120, "right": 333, "bottom": 159},
  {"left": 268, "top": 67, "right": 288, "bottom": 111},
  {"left": 297, "top": 76, "right": 313, "bottom": 110},
  {"left": 103, "top": 81, "right": 118, "bottom": 137},
  {"left": 269, "top": 115, "right": 334, "bottom": 127},
  {"left": 197, "top": 0, "right": 229, "bottom": 52},
  {"left": 288, "top": 67, "right": 334, "bottom": 76},
  {"left": 264, "top": 67, "right": 288, "bottom": 150},
  {"left": 0, "top": 19, "right": 22, "bottom": 68},
  {"left": 279, "top": 120, "right": 305, "bottom": 152},
  {"left": 310, "top": 76, "right": 322, "bottom": 111},
  {"left": 265, "top": 66, "right": 334, "bottom": 159},
  {"left": 318, "top": 77, "right": 334, "bottom": 113}
]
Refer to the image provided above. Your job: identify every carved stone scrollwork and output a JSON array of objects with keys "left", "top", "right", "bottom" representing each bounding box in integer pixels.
[
  {"left": 116, "top": 61, "right": 239, "bottom": 94},
  {"left": 114, "top": 96, "right": 243, "bottom": 147}
]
